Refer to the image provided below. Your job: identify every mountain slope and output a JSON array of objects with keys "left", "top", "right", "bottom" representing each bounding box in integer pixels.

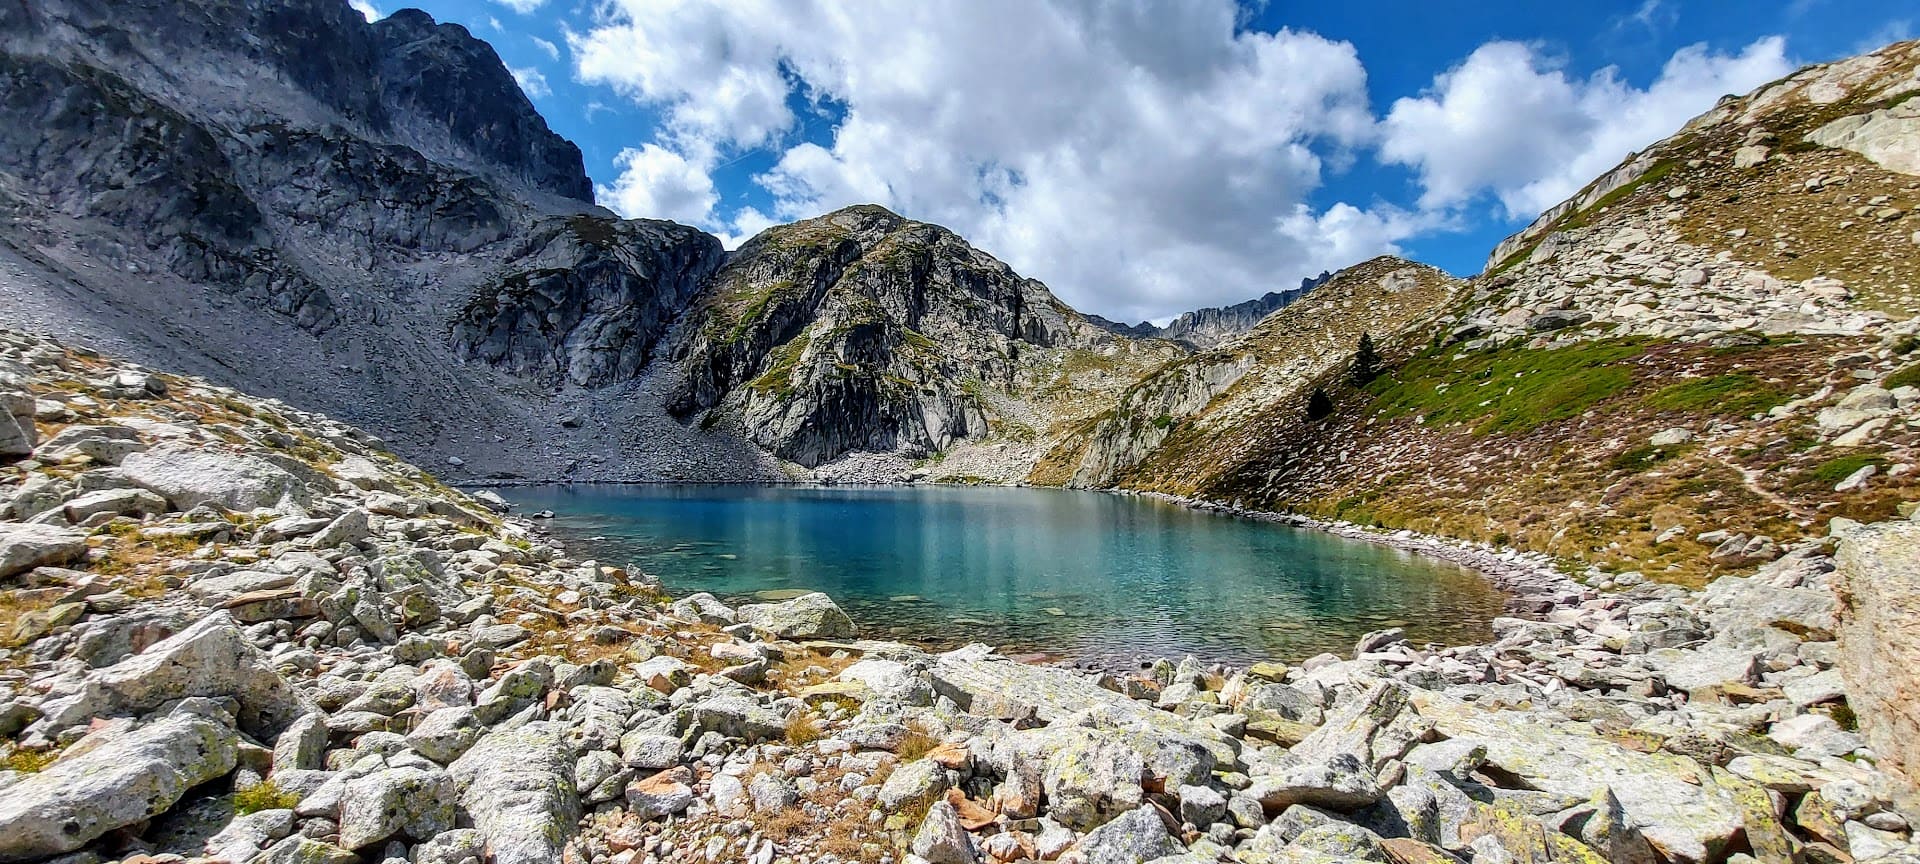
[
  {"left": 1062, "top": 258, "right": 1461, "bottom": 491},
  {"left": 0, "top": 0, "right": 775, "bottom": 482},
  {"left": 1121, "top": 40, "right": 1920, "bottom": 584}
]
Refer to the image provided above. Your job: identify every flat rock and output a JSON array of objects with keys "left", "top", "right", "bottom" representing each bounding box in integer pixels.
[
  {"left": 0, "top": 522, "right": 87, "bottom": 578},
  {"left": 33, "top": 612, "right": 316, "bottom": 738},
  {"left": 119, "top": 441, "right": 319, "bottom": 514},
  {"left": 932, "top": 644, "right": 1236, "bottom": 764},
  {"left": 736, "top": 591, "right": 857, "bottom": 639}
]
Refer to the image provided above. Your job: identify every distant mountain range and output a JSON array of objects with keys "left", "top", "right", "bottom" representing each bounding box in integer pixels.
[{"left": 1086, "top": 271, "right": 1333, "bottom": 348}]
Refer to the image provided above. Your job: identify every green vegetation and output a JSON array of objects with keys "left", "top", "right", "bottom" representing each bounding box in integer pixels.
[
  {"left": 1350, "top": 333, "right": 1381, "bottom": 386},
  {"left": 1306, "top": 388, "right": 1334, "bottom": 420},
  {"left": 1611, "top": 444, "right": 1686, "bottom": 472},
  {"left": 1885, "top": 363, "right": 1920, "bottom": 391},
  {"left": 565, "top": 215, "right": 618, "bottom": 249},
  {"left": 3, "top": 747, "right": 55, "bottom": 773},
  {"left": 1367, "top": 339, "right": 1645, "bottom": 435},
  {"left": 1152, "top": 413, "right": 1175, "bottom": 430},
  {"left": 725, "top": 281, "right": 798, "bottom": 345},
  {"left": 1644, "top": 374, "right": 1787, "bottom": 417},
  {"left": 233, "top": 779, "right": 300, "bottom": 814},
  {"left": 1559, "top": 158, "right": 1679, "bottom": 230},
  {"left": 1801, "top": 453, "right": 1887, "bottom": 488},
  {"left": 749, "top": 332, "right": 812, "bottom": 399}
]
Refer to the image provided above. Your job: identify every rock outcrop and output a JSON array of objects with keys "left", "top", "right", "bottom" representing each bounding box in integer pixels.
[{"left": 1835, "top": 521, "right": 1920, "bottom": 787}]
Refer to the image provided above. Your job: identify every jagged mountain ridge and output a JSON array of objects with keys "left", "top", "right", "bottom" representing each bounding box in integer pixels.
[{"left": 1087, "top": 271, "right": 1332, "bottom": 349}]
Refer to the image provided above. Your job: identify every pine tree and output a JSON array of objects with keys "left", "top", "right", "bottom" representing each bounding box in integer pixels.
[
  {"left": 1350, "top": 332, "right": 1381, "bottom": 386},
  {"left": 1306, "top": 387, "right": 1334, "bottom": 420}
]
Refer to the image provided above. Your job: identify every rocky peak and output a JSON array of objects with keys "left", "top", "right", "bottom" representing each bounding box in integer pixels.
[
  {"left": 666, "top": 204, "right": 1129, "bottom": 468},
  {"left": 1, "top": 0, "right": 590, "bottom": 203},
  {"left": 1092, "top": 272, "right": 1335, "bottom": 349}
]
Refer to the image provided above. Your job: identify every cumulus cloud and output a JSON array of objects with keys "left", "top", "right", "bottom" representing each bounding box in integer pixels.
[
  {"left": 597, "top": 144, "right": 720, "bottom": 227},
  {"left": 509, "top": 66, "right": 550, "bottom": 99},
  {"left": 347, "top": 0, "right": 380, "bottom": 22},
  {"left": 572, "top": 0, "right": 1401, "bottom": 321},
  {"left": 531, "top": 36, "right": 560, "bottom": 61},
  {"left": 1380, "top": 37, "right": 1791, "bottom": 219},
  {"left": 491, "top": 0, "right": 544, "bottom": 13}
]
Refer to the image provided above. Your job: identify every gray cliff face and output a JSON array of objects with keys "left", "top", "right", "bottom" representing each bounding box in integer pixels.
[
  {"left": 451, "top": 216, "right": 723, "bottom": 389},
  {"left": 668, "top": 206, "right": 1121, "bottom": 467}
]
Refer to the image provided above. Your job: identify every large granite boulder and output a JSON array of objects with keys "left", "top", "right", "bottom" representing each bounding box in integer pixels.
[
  {"left": 0, "top": 711, "right": 239, "bottom": 862},
  {"left": 119, "top": 442, "right": 321, "bottom": 514},
  {"left": 1411, "top": 692, "right": 1743, "bottom": 864},
  {"left": 32, "top": 613, "right": 317, "bottom": 738},
  {"left": 1835, "top": 522, "right": 1920, "bottom": 786},
  {"left": 736, "top": 591, "right": 857, "bottom": 639},
  {"left": 448, "top": 721, "right": 579, "bottom": 864}
]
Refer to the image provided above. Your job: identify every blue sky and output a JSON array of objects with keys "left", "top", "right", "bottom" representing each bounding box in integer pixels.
[{"left": 356, "top": 0, "right": 1914, "bottom": 323}]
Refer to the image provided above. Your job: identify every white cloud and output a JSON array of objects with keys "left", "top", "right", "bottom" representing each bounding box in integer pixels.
[
  {"left": 532, "top": 36, "right": 560, "bottom": 61},
  {"left": 597, "top": 144, "right": 719, "bottom": 227},
  {"left": 572, "top": 0, "right": 1400, "bottom": 321},
  {"left": 487, "top": 17, "right": 502, "bottom": 32},
  {"left": 509, "top": 66, "right": 550, "bottom": 99},
  {"left": 1380, "top": 36, "right": 1791, "bottom": 219},
  {"left": 348, "top": 0, "right": 380, "bottom": 22},
  {"left": 491, "top": 0, "right": 544, "bottom": 13}
]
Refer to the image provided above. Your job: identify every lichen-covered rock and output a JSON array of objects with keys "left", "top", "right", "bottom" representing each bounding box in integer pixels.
[
  {"left": 447, "top": 721, "right": 578, "bottom": 864},
  {"left": 1835, "top": 521, "right": 1920, "bottom": 786},
  {"left": 736, "top": 591, "right": 857, "bottom": 639},
  {"left": 336, "top": 764, "right": 456, "bottom": 849},
  {"left": 1065, "top": 803, "right": 1180, "bottom": 864},
  {"left": 119, "top": 442, "right": 322, "bottom": 514},
  {"left": 0, "top": 712, "right": 239, "bottom": 862},
  {"left": 1248, "top": 752, "right": 1384, "bottom": 813},
  {"left": 910, "top": 800, "right": 981, "bottom": 864}
]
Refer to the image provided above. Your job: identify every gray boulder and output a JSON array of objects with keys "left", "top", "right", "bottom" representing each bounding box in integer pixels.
[
  {"left": 448, "top": 721, "right": 579, "bottom": 864},
  {"left": 0, "top": 712, "right": 239, "bottom": 861},
  {"left": 737, "top": 591, "right": 857, "bottom": 639},
  {"left": 119, "top": 441, "right": 319, "bottom": 514},
  {"left": 411, "top": 828, "right": 488, "bottom": 864},
  {"left": 910, "top": 800, "right": 980, "bottom": 864},
  {"left": 1835, "top": 522, "right": 1920, "bottom": 784},
  {"left": 32, "top": 613, "right": 317, "bottom": 738},
  {"left": 1067, "top": 804, "right": 1181, "bottom": 864},
  {"left": 0, "top": 522, "right": 87, "bottom": 578},
  {"left": 337, "top": 765, "right": 457, "bottom": 849},
  {"left": 1248, "top": 752, "right": 1384, "bottom": 813}
]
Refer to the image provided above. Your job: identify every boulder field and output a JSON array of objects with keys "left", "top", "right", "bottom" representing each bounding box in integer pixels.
[{"left": 3, "top": 326, "right": 1920, "bottom": 864}]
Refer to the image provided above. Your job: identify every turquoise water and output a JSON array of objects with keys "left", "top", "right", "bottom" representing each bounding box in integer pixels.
[{"left": 496, "top": 484, "right": 1505, "bottom": 667}]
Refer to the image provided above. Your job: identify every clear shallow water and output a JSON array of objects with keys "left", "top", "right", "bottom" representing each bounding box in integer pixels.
[{"left": 497, "top": 484, "right": 1506, "bottom": 667}]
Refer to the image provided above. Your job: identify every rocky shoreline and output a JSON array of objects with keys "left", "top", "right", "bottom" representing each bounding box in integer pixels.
[{"left": 5, "top": 329, "right": 1920, "bottom": 864}]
